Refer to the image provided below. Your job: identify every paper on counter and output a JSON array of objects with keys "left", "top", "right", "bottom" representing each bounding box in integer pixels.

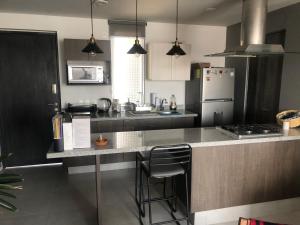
[
  {"left": 63, "top": 122, "right": 73, "bottom": 151},
  {"left": 72, "top": 116, "right": 91, "bottom": 149}
]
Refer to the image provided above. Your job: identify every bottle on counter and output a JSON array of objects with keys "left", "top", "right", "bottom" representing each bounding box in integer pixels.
[
  {"left": 169, "top": 94, "right": 177, "bottom": 111},
  {"left": 52, "top": 113, "right": 64, "bottom": 152},
  {"left": 112, "top": 99, "right": 121, "bottom": 113}
]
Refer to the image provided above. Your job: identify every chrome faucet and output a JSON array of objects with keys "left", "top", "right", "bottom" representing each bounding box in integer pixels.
[{"left": 160, "top": 98, "right": 168, "bottom": 111}]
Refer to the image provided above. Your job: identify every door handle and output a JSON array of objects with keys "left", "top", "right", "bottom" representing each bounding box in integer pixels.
[
  {"left": 48, "top": 102, "right": 59, "bottom": 112},
  {"left": 48, "top": 102, "right": 58, "bottom": 106}
]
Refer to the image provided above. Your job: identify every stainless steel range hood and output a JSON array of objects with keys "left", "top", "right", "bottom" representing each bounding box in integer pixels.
[{"left": 206, "top": 0, "right": 285, "bottom": 57}]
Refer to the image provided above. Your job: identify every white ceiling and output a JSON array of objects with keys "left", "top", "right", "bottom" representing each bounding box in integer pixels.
[{"left": 0, "top": 0, "right": 299, "bottom": 26}]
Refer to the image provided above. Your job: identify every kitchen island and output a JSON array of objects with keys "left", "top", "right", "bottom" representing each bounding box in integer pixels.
[
  {"left": 47, "top": 127, "right": 300, "bottom": 225},
  {"left": 65, "top": 110, "right": 198, "bottom": 169}
]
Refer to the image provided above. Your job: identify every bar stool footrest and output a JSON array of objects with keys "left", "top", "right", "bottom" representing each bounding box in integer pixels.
[
  {"left": 152, "top": 217, "right": 189, "bottom": 225},
  {"left": 142, "top": 195, "right": 176, "bottom": 203}
]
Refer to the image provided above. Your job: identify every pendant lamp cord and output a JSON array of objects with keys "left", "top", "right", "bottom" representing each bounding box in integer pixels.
[
  {"left": 136, "top": 0, "right": 138, "bottom": 39},
  {"left": 176, "top": 0, "right": 179, "bottom": 42},
  {"left": 90, "top": 0, "right": 94, "bottom": 36}
]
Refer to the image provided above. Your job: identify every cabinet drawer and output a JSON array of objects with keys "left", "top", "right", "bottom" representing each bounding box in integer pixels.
[
  {"left": 123, "top": 118, "right": 173, "bottom": 131},
  {"left": 171, "top": 117, "right": 194, "bottom": 128},
  {"left": 91, "top": 120, "right": 124, "bottom": 133}
]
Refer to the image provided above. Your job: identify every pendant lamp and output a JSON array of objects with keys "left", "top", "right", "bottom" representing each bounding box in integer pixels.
[
  {"left": 127, "top": 0, "right": 147, "bottom": 55},
  {"left": 82, "top": 0, "right": 103, "bottom": 55},
  {"left": 167, "top": 0, "right": 186, "bottom": 56}
]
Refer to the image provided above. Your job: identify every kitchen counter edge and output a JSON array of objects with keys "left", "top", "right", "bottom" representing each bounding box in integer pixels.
[
  {"left": 47, "top": 127, "right": 300, "bottom": 159},
  {"left": 90, "top": 110, "right": 198, "bottom": 121}
]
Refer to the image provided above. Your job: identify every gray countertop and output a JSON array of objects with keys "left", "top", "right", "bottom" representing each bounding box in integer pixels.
[
  {"left": 47, "top": 127, "right": 300, "bottom": 159},
  {"left": 90, "top": 110, "right": 198, "bottom": 121}
]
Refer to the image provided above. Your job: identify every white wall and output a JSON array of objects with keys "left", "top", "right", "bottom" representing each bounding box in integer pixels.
[
  {"left": 145, "top": 22, "right": 226, "bottom": 105},
  {"left": 0, "top": 13, "right": 226, "bottom": 106}
]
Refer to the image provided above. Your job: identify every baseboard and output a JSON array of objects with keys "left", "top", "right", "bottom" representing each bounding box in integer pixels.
[
  {"left": 194, "top": 197, "right": 300, "bottom": 225},
  {"left": 68, "top": 161, "right": 136, "bottom": 174}
]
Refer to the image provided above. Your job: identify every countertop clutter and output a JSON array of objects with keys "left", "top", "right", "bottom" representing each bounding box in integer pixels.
[
  {"left": 89, "top": 109, "right": 198, "bottom": 121},
  {"left": 47, "top": 127, "right": 300, "bottom": 159}
]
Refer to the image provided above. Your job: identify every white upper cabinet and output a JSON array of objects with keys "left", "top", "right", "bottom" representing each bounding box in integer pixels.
[
  {"left": 147, "top": 42, "right": 191, "bottom": 81},
  {"left": 147, "top": 43, "right": 172, "bottom": 80},
  {"left": 171, "top": 44, "right": 191, "bottom": 81}
]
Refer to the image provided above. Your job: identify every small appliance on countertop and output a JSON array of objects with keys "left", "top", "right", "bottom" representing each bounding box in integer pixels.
[
  {"left": 66, "top": 103, "right": 98, "bottom": 115},
  {"left": 217, "top": 124, "right": 283, "bottom": 139},
  {"left": 124, "top": 98, "right": 137, "bottom": 112},
  {"left": 97, "top": 98, "right": 112, "bottom": 113}
]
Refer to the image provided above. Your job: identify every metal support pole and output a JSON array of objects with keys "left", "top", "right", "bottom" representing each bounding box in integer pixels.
[
  {"left": 242, "top": 57, "right": 250, "bottom": 124},
  {"left": 95, "top": 155, "right": 101, "bottom": 225}
]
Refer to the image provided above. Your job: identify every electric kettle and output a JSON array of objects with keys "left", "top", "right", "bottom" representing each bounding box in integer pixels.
[{"left": 98, "top": 98, "right": 112, "bottom": 113}]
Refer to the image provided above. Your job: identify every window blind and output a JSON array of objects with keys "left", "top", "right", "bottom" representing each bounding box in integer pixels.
[
  {"left": 108, "top": 20, "right": 146, "bottom": 37},
  {"left": 111, "top": 36, "right": 145, "bottom": 104}
]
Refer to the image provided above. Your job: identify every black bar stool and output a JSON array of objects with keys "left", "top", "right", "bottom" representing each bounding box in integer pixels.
[
  {"left": 135, "top": 151, "right": 168, "bottom": 217},
  {"left": 138, "top": 144, "right": 192, "bottom": 225},
  {"left": 135, "top": 151, "right": 149, "bottom": 213}
]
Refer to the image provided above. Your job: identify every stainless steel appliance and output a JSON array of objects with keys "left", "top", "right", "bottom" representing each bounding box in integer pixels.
[
  {"left": 97, "top": 98, "right": 111, "bottom": 113},
  {"left": 217, "top": 124, "right": 282, "bottom": 139},
  {"left": 185, "top": 68, "right": 235, "bottom": 127},
  {"left": 124, "top": 99, "right": 137, "bottom": 112},
  {"left": 67, "top": 61, "right": 104, "bottom": 84},
  {"left": 66, "top": 103, "right": 97, "bottom": 115},
  {"left": 206, "top": 0, "right": 285, "bottom": 57},
  {"left": 150, "top": 93, "right": 157, "bottom": 107}
]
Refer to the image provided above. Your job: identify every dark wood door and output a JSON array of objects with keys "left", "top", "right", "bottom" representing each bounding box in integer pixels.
[
  {"left": 247, "top": 30, "right": 286, "bottom": 123},
  {"left": 0, "top": 31, "right": 61, "bottom": 166}
]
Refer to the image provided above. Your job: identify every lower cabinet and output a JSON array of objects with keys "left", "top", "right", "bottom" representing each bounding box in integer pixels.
[
  {"left": 123, "top": 118, "right": 172, "bottom": 131},
  {"left": 191, "top": 141, "right": 300, "bottom": 212},
  {"left": 91, "top": 120, "right": 124, "bottom": 133},
  {"left": 123, "top": 117, "right": 194, "bottom": 131},
  {"left": 64, "top": 117, "right": 195, "bottom": 168}
]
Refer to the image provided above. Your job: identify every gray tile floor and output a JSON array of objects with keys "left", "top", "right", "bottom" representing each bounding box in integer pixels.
[{"left": 0, "top": 165, "right": 186, "bottom": 225}]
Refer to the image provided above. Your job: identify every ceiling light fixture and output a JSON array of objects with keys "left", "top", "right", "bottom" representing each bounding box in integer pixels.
[
  {"left": 127, "top": 0, "right": 147, "bottom": 56},
  {"left": 167, "top": 0, "right": 186, "bottom": 56},
  {"left": 93, "top": 0, "right": 108, "bottom": 5},
  {"left": 205, "top": 7, "right": 217, "bottom": 11},
  {"left": 82, "top": 0, "right": 103, "bottom": 55}
]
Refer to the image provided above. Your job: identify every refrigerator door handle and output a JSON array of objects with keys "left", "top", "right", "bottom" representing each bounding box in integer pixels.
[{"left": 203, "top": 98, "right": 233, "bottom": 102}]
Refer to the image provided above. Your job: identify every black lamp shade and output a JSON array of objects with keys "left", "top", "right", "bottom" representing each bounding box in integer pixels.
[
  {"left": 128, "top": 39, "right": 147, "bottom": 55},
  {"left": 167, "top": 43, "right": 186, "bottom": 56},
  {"left": 167, "top": 0, "right": 187, "bottom": 56},
  {"left": 82, "top": 36, "right": 103, "bottom": 55}
]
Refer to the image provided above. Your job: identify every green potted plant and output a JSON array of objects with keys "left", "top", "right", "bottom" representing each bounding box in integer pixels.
[{"left": 0, "top": 153, "right": 23, "bottom": 212}]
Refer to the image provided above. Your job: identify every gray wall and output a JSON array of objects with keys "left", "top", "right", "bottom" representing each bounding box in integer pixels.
[
  {"left": 226, "top": 3, "right": 300, "bottom": 122},
  {"left": 225, "top": 23, "right": 248, "bottom": 123}
]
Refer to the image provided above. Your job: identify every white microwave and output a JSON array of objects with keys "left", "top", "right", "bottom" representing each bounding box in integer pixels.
[{"left": 67, "top": 61, "right": 104, "bottom": 84}]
